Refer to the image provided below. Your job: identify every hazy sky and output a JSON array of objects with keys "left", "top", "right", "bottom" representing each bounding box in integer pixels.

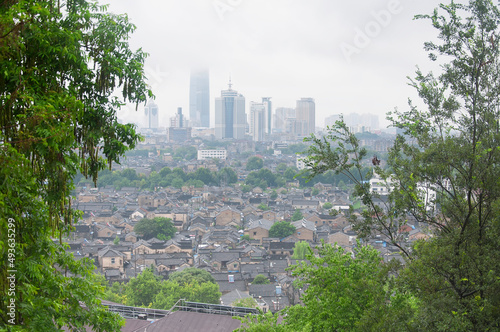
[{"left": 104, "top": 0, "right": 447, "bottom": 129}]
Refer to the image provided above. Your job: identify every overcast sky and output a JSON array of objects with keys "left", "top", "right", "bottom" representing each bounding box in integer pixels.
[{"left": 104, "top": 0, "right": 447, "bottom": 129}]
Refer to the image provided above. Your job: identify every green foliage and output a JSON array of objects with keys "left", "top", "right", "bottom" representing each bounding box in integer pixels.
[
  {"left": 322, "top": 202, "right": 333, "bottom": 210},
  {"left": 171, "top": 178, "right": 184, "bottom": 189},
  {"left": 0, "top": 0, "right": 149, "bottom": 329},
  {"left": 103, "top": 268, "right": 222, "bottom": 310},
  {"left": 252, "top": 275, "right": 270, "bottom": 285},
  {"left": 102, "top": 282, "right": 127, "bottom": 304},
  {"left": 121, "top": 169, "right": 139, "bottom": 182},
  {"left": 291, "top": 209, "right": 304, "bottom": 222},
  {"left": 269, "top": 221, "right": 296, "bottom": 239},
  {"left": 159, "top": 166, "right": 172, "bottom": 177},
  {"left": 299, "top": 1, "right": 500, "bottom": 330},
  {"left": 191, "top": 167, "right": 215, "bottom": 186},
  {"left": 240, "top": 235, "right": 251, "bottom": 241},
  {"left": 125, "top": 149, "right": 150, "bottom": 157},
  {"left": 218, "top": 167, "right": 238, "bottom": 185},
  {"left": 285, "top": 242, "right": 390, "bottom": 331},
  {"left": 257, "top": 204, "right": 270, "bottom": 211},
  {"left": 270, "top": 190, "right": 278, "bottom": 200},
  {"left": 283, "top": 167, "right": 298, "bottom": 182},
  {"left": 280, "top": 143, "right": 308, "bottom": 155},
  {"left": 113, "top": 236, "right": 120, "bottom": 246},
  {"left": 235, "top": 311, "right": 286, "bottom": 332},
  {"left": 124, "top": 268, "right": 162, "bottom": 307},
  {"left": 153, "top": 280, "right": 221, "bottom": 310},
  {"left": 246, "top": 156, "right": 264, "bottom": 170},
  {"left": 97, "top": 165, "right": 233, "bottom": 190},
  {"left": 168, "top": 268, "right": 216, "bottom": 286},
  {"left": 241, "top": 184, "right": 252, "bottom": 193},
  {"left": 173, "top": 146, "right": 197, "bottom": 160},
  {"left": 134, "top": 217, "right": 176, "bottom": 241},
  {"left": 291, "top": 241, "right": 310, "bottom": 260},
  {"left": 232, "top": 297, "right": 258, "bottom": 308},
  {"left": 237, "top": 242, "right": 410, "bottom": 332},
  {"left": 246, "top": 168, "right": 282, "bottom": 188},
  {"left": 0, "top": 149, "right": 124, "bottom": 331},
  {"left": 276, "top": 163, "right": 287, "bottom": 173}
]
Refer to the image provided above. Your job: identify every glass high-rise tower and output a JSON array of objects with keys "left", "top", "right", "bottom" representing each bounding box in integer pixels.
[
  {"left": 215, "top": 80, "right": 246, "bottom": 140},
  {"left": 189, "top": 69, "right": 210, "bottom": 128},
  {"left": 262, "top": 97, "right": 272, "bottom": 135}
]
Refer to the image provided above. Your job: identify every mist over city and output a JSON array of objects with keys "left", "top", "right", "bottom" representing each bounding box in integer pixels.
[{"left": 2, "top": 1, "right": 498, "bottom": 331}]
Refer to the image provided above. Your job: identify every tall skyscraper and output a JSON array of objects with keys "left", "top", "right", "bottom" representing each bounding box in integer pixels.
[
  {"left": 215, "top": 80, "right": 246, "bottom": 140},
  {"left": 189, "top": 69, "right": 210, "bottom": 127},
  {"left": 144, "top": 99, "right": 159, "bottom": 129},
  {"left": 262, "top": 97, "right": 272, "bottom": 134},
  {"left": 250, "top": 101, "right": 265, "bottom": 141},
  {"left": 296, "top": 98, "right": 315, "bottom": 136}
]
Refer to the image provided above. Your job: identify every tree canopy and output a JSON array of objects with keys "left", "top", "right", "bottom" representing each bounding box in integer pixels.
[
  {"left": 246, "top": 156, "right": 264, "bottom": 170},
  {"left": 301, "top": 0, "right": 500, "bottom": 330},
  {"left": 232, "top": 297, "right": 258, "bottom": 309},
  {"left": 239, "top": 1, "right": 500, "bottom": 331},
  {"left": 291, "top": 241, "right": 310, "bottom": 260},
  {"left": 290, "top": 209, "right": 304, "bottom": 222},
  {"left": 103, "top": 268, "right": 221, "bottom": 310},
  {"left": 0, "top": 0, "right": 150, "bottom": 330},
  {"left": 237, "top": 242, "right": 409, "bottom": 331},
  {"left": 268, "top": 221, "right": 295, "bottom": 239},
  {"left": 168, "top": 268, "right": 216, "bottom": 286},
  {"left": 285, "top": 243, "right": 393, "bottom": 331},
  {"left": 252, "top": 274, "right": 270, "bottom": 285},
  {"left": 134, "top": 217, "right": 176, "bottom": 241}
]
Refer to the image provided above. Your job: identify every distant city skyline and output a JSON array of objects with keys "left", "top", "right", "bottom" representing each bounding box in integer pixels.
[{"left": 108, "top": 0, "right": 444, "bottom": 131}]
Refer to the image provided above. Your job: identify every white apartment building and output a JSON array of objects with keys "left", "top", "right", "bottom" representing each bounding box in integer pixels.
[{"left": 197, "top": 149, "right": 227, "bottom": 160}]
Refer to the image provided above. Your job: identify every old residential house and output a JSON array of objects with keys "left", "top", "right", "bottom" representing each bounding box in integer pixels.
[
  {"left": 291, "top": 219, "right": 316, "bottom": 242},
  {"left": 244, "top": 219, "right": 274, "bottom": 244},
  {"left": 98, "top": 247, "right": 125, "bottom": 273},
  {"left": 215, "top": 207, "right": 242, "bottom": 227}
]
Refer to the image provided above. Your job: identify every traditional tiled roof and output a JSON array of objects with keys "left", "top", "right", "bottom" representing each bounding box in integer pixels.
[
  {"left": 98, "top": 247, "right": 125, "bottom": 258},
  {"left": 246, "top": 219, "right": 274, "bottom": 230}
]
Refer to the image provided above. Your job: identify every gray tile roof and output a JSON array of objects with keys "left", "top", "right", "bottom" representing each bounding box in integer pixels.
[{"left": 246, "top": 219, "right": 274, "bottom": 231}]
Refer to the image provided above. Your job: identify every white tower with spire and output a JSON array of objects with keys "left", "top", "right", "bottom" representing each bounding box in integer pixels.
[{"left": 144, "top": 99, "right": 159, "bottom": 129}]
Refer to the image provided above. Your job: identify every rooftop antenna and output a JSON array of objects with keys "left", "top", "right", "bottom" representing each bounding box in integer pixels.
[{"left": 228, "top": 76, "right": 232, "bottom": 90}]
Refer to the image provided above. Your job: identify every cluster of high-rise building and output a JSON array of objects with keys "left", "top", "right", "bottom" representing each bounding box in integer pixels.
[
  {"left": 141, "top": 69, "right": 324, "bottom": 142},
  {"left": 213, "top": 80, "right": 316, "bottom": 141}
]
